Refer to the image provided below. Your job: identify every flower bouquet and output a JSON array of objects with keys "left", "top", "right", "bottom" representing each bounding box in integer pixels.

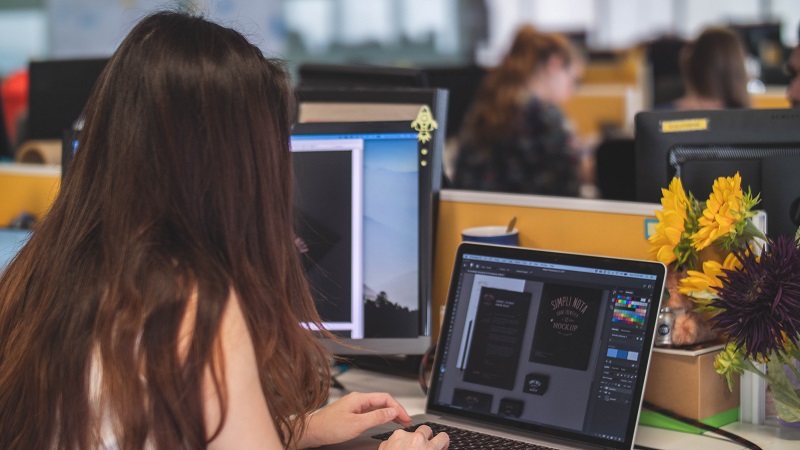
[{"left": 648, "top": 172, "right": 800, "bottom": 426}]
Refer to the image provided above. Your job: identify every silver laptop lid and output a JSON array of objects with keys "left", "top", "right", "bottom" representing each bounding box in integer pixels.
[{"left": 427, "top": 242, "right": 667, "bottom": 450}]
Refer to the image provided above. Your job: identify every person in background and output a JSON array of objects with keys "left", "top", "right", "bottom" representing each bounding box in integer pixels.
[
  {"left": 452, "top": 25, "right": 584, "bottom": 197},
  {"left": 0, "top": 11, "right": 448, "bottom": 450},
  {"left": 785, "top": 25, "right": 800, "bottom": 107},
  {"left": 671, "top": 26, "right": 751, "bottom": 110}
]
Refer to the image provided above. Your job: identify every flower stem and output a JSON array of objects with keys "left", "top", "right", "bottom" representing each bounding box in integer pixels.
[{"left": 742, "top": 359, "right": 770, "bottom": 381}]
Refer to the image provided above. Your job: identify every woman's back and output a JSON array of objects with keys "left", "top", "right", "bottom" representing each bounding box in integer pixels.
[{"left": 0, "top": 12, "right": 329, "bottom": 449}]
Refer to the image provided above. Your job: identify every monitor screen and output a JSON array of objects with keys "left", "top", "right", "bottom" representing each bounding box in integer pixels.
[
  {"left": 290, "top": 121, "right": 441, "bottom": 355},
  {"left": 634, "top": 108, "right": 800, "bottom": 237}
]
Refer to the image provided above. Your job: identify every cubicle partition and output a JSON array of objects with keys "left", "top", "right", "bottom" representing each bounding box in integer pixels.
[{"left": 0, "top": 163, "right": 60, "bottom": 226}]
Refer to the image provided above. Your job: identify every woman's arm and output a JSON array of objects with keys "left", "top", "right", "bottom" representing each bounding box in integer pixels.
[
  {"left": 299, "top": 391, "right": 411, "bottom": 448},
  {"left": 300, "top": 392, "right": 449, "bottom": 449}
]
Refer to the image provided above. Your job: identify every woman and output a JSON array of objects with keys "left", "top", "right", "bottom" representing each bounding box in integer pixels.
[
  {"left": 453, "top": 25, "right": 583, "bottom": 197},
  {"left": 672, "top": 26, "right": 751, "bottom": 110},
  {"left": 0, "top": 11, "right": 448, "bottom": 450}
]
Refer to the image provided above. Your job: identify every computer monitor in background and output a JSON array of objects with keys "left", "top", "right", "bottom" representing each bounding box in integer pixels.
[
  {"left": 645, "top": 36, "right": 687, "bottom": 107},
  {"left": 297, "top": 63, "right": 429, "bottom": 89},
  {"left": 595, "top": 136, "right": 635, "bottom": 201},
  {"left": 635, "top": 108, "right": 800, "bottom": 237},
  {"left": 290, "top": 120, "right": 442, "bottom": 356},
  {"left": 730, "top": 22, "right": 788, "bottom": 85},
  {"left": 27, "top": 57, "right": 108, "bottom": 140},
  {"left": 298, "top": 63, "right": 486, "bottom": 142},
  {"left": 0, "top": 97, "right": 12, "bottom": 159},
  {"left": 424, "top": 65, "right": 486, "bottom": 140}
]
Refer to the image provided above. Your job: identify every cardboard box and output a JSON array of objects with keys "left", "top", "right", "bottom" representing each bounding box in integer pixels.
[{"left": 644, "top": 344, "right": 739, "bottom": 420}]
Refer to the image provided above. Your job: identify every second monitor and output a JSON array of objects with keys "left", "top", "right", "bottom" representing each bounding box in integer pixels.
[
  {"left": 634, "top": 108, "right": 800, "bottom": 237},
  {"left": 290, "top": 121, "right": 441, "bottom": 355}
]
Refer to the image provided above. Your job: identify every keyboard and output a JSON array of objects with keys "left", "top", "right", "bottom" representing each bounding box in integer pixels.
[{"left": 371, "top": 421, "right": 557, "bottom": 450}]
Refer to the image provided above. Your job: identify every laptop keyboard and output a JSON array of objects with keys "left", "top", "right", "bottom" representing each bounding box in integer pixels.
[{"left": 371, "top": 422, "right": 557, "bottom": 450}]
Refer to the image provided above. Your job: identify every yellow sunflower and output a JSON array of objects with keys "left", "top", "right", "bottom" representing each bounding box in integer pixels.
[
  {"left": 647, "top": 178, "right": 699, "bottom": 267},
  {"left": 691, "top": 173, "right": 759, "bottom": 251},
  {"left": 678, "top": 252, "right": 741, "bottom": 306}
]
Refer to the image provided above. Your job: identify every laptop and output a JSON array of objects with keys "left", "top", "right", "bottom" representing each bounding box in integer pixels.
[{"left": 323, "top": 242, "right": 667, "bottom": 450}]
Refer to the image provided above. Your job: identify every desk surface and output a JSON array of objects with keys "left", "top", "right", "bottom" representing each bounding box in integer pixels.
[{"left": 325, "top": 367, "right": 800, "bottom": 450}]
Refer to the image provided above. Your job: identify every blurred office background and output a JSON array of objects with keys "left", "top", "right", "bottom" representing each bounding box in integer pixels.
[
  {"left": 1, "top": 0, "right": 799, "bottom": 78},
  {"left": 2, "top": 0, "right": 799, "bottom": 179}
]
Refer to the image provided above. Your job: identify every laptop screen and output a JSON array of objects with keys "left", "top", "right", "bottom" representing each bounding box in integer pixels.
[{"left": 429, "top": 243, "right": 666, "bottom": 449}]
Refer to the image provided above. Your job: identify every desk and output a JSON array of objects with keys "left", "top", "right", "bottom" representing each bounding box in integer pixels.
[{"left": 324, "top": 368, "right": 800, "bottom": 450}]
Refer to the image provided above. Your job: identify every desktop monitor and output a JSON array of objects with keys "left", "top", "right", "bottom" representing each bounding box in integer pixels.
[
  {"left": 27, "top": 57, "right": 108, "bottom": 140},
  {"left": 730, "top": 22, "right": 787, "bottom": 85},
  {"left": 290, "top": 120, "right": 441, "bottom": 356},
  {"left": 0, "top": 97, "right": 12, "bottom": 159},
  {"left": 424, "top": 65, "right": 487, "bottom": 140},
  {"left": 297, "top": 63, "right": 429, "bottom": 89},
  {"left": 635, "top": 108, "right": 800, "bottom": 237}
]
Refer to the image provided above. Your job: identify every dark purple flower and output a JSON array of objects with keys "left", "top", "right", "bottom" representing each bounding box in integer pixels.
[{"left": 710, "top": 235, "right": 800, "bottom": 361}]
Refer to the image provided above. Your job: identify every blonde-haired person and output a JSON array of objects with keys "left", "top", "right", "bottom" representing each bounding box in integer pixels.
[
  {"left": 0, "top": 11, "right": 448, "bottom": 450},
  {"left": 453, "top": 25, "right": 584, "bottom": 197},
  {"left": 672, "top": 26, "right": 751, "bottom": 110}
]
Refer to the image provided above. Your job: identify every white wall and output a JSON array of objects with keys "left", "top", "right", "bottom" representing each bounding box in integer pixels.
[{"left": 47, "top": 0, "right": 285, "bottom": 59}]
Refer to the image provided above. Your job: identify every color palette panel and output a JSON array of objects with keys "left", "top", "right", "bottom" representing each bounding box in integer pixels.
[
  {"left": 607, "top": 348, "right": 639, "bottom": 361},
  {"left": 612, "top": 294, "right": 647, "bottom": 325}
]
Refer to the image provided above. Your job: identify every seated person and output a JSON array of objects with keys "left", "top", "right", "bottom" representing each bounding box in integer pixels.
[
  {"left": 452, "top": 25, "right": 584, "bottom": 197},
  {"left": 670, "top": 26, "right": 751, "bottom": 110}
]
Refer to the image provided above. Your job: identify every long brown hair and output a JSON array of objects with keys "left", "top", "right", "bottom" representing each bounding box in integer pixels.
[
  {"left": 0, "top": 11, "right": 330, "bottom": 449},
  {"left": 681, "top": 27, "right": 751, "bottom": 108},
  {"left": 461, "top": 25, "right": 577, "bottom": 145}
]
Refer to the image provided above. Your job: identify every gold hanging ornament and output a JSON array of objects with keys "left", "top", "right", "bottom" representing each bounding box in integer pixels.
[{"left": 411, "top": 105, "right": 438, "bottom": 144}]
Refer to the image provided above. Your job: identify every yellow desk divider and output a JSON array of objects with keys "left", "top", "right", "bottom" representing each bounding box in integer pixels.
[
  {"left": 431, "top": 189, "right": 661, "bottom": 339},
  {"left": 0, "top": 163, "right": 61, "bottom": 226},
  {"left": 561, "top": 84, "right": 642, "bottom": 139},
  {"left": 752, "top": 86, "right": 791, "bottom": 109}
]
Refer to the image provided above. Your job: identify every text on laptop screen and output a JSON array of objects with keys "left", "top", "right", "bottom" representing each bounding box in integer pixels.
[
  {"left": 431, "top": 249, "right": 662, "bottom": 446},
  {"left": 290, "top": 124, "right": 434, "bottom": 353}
]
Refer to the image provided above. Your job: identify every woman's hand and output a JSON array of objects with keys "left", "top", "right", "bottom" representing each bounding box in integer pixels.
[
  {"left": 300, "top": 391, "right": 413, "bottom": 448},
  {"left": 378, "top": 424, "right": 449, "bottom": 450}
]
